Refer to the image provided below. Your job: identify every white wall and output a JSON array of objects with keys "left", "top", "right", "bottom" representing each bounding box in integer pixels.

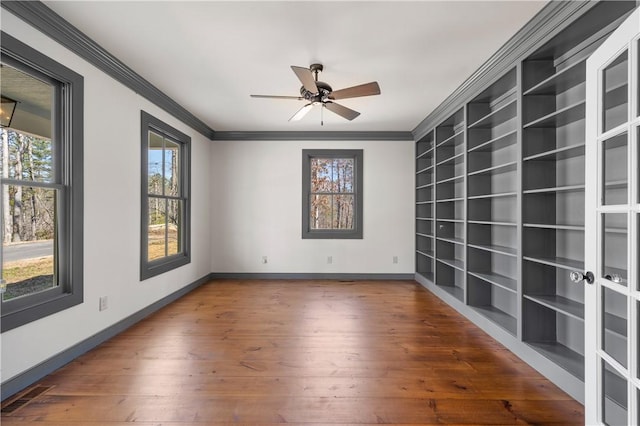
[
  {"left": 210, "top": 139, "right": 415, "bottom": 274},
  {"left": 1, "top": 11, "right": 212, "bottom": 383}
]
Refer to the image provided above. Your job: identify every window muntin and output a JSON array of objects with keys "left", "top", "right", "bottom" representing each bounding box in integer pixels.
[
  {"left": 141, "top": 112, "right": 190, "bottom": 280},
  {"left": 0, "top": 31, "right": 83, "bottom": 332},
  {"left": 302, "top": 149, "right": 363, "bottom": 239}
]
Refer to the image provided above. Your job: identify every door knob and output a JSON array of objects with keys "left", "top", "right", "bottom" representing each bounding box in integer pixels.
[{"left": 569, "top": 271, "right": 594, "bottom": 284}]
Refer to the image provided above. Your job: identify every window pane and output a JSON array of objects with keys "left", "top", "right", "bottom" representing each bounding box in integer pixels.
[
  {"left": 602, "top": 286, "right": 627, "bottom": 367},
  {"left": 333, "top": 194, "right": 354, "bottom": 229},
  {"left": 334, "top": 158, "right": 354, "bottom": 192},
  {"left": 603, "top": 360, "right": 628, "bottom": 425},
  {"left": 310, "top": 194, "right": 332, "bottom": 229},
  {"left": 164, "top": 139, "right": 180, "bottom": 197},
  {"left": 167, "top": 199, "right": 181, "bottom": 256},
  {"left": 603, "top": 213, "right": 628, "bottom": 286},
  {"left": 310, "top": 158, "right": 333, "bottom": 192},
  {"left": 2, "top": 185, "right": 57, "bottom": 300},
  {"left": 603, "top": 50, "right": 628, "bottom": 133},
  {"left": 1, "top": 129, "right": 54, "bottom": 183},
  {"left": 1, "top": 63, "right": 54, "bottom": 141},
  {"left": 148, "top": 131, "right": 164, "bottom": 196},
  {"left": 603, "top": 133, "right": 627, "bottom": 205},
  {"left": 148, "top": 197, "right": 166, "bottom": 261}
]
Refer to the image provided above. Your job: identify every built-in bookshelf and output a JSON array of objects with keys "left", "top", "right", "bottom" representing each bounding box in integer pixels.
[
  {"left": 413, "top": 0, "right": 637, "bottom": 402},
  {"left": 434, "top": 108, "right": 465, "bottom": 301},
  {"left": 466, "top": 68, "right": 519, "bottom": 335},
  {"left": 416, "top": 130, "right": 435, "bottom": 282}
]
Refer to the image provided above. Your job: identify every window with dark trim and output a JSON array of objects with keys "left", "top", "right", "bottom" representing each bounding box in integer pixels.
[
  {"left": 0, "top": 32, "right": 84, "bottom": 332},
  {"left": 140, "top": 111, "right": 190, "bottom": 280},
  {"left": 302, "top": 149, "right": 363, "bottom": 239}
]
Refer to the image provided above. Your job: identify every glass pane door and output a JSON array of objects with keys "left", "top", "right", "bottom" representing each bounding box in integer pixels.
[{"left": 585, "top": 8, "right": 640, "bottom": 425}]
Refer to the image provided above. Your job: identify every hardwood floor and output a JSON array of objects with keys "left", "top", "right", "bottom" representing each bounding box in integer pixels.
[{"left": 1, "top": 280, "right": 584, "bottom": 424}]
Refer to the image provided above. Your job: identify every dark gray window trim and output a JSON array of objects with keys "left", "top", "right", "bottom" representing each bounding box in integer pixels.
[
  {"left": 140, "top": 111, "right": 191, "bottom": 280},
  {"left": 302, "top": 149, "right": 363, "bottom": 239},
  {"left": 214, "top": 131, "right": 413, "bottom": 141},
  {"left": 0, "top": 31, "right": 84, "bottom": 333},
  {"left": 1, "top": 1, "right": 215, "bottom": 140}
]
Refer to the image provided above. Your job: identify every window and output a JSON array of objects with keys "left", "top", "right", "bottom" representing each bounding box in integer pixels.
[
  {"left": 140, "top": 111, "right": 190, "bottom": 279},
  {"left": 302, "top": 149, "right": 363, "bottom": 239},
  {"left": 0, "top": 32, "right": 84, "bottom": 332}
]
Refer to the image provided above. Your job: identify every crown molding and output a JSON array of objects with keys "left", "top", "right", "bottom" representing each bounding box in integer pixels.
[
  {"left": 411, "top": 0, "right": 597, "bottom": 141},
  {"left": 214, "top": 131, "right": 413, "bottom": 141},
  {"left": 1, "top": 1, "right": 216, "bottom": 140}
]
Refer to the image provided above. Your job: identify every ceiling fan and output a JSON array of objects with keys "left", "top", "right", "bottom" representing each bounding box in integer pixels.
[{"left": 250, "top": 63, "right": 380, "bottom": 124}]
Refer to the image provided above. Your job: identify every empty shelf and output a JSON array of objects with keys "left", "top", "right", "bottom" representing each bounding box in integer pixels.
[
  {"left": 468, "top": 271, "right": 517, "bottom": 293},
  {"left": 527, "top": 341, "right": 584, "bottom": 381},
  {"left": 524, "top": 294, "right": 584, "bottom": 320},
  {"left": 471, "top": 305, "right": 517, "bottom": 335},
  {"left": 437, "top": 257, "right": 465, "bottom": 271},
  {"left": 523, "top": 255, "right": 584, "bottom": 271},
  {"left": 468, "top": 243, "right": 517, "bottom": 257}
]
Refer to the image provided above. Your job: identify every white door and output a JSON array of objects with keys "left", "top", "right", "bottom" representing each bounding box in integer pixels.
[{"left": 585, "top": 7, "right": 640, "bottom": 425}]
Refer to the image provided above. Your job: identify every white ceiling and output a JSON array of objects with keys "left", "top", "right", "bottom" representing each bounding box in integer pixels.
[{"left": 43, "top": 1, "right": 547, "bottom": 133}]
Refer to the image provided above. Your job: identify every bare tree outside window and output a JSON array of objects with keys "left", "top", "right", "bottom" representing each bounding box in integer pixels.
[
  {"left": 140, "top": 111, "right": 190, "bottom": 280},
  {"left": 302, "top": 149, "right": 363, "bottom": 239},
  {"left": 310, "top": 158, "right": 355, "bottom": 230}
]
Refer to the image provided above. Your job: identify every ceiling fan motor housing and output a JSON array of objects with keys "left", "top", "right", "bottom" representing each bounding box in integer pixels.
[{"left": 300, "top": 81, "right": 332, "bottom": 104}]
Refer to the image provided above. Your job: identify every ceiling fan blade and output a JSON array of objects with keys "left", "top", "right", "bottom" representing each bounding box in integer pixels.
[
  {"left": 250, "top": 94, "right": 303, "bottom": 100},
  {"left": 324, "top": 102, "right": 360, "bottom": 121},
  {"left": 291, "top": 66, "right": 318, "bottom": 93},
  {"left": 289, "top": 103, "right": 314, "bottom": 122},
  {"left": 329, "top": 82, "right": 381, "bottom": 100}
]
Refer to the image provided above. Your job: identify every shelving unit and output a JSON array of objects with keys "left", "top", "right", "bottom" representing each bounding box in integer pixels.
[
  {"left": 519, "top": 6, "right": 602, "bottom": 380},
  {"left": 416, "top": 131, "right": 435, "bottom": 282},
  {"left": 465, "top": 69, "right": 519, "bottom": 333},
  {"left": 434, "top": 108, "right": 465, "bottom": 301},
  {"left": 413, "top": 0, "right": 637, "bottom": 403}
]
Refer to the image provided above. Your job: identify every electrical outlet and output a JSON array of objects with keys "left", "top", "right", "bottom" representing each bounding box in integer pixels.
[
  {"left": 262, "top": 256, "right": 268, "bottom": 264},
  {"left": 99, "top": 296, "right": 108, "bottom": 311},
  {"left": 327, "top": 256, "right": 333, "bottom": 264},
  {"left": 393, "top": 256, "right": 399, "bottom": 264}
]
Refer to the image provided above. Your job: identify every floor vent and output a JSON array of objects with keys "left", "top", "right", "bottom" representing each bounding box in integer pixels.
[{"left": 1, "top": 385, "right": 53, "bottom": 414}]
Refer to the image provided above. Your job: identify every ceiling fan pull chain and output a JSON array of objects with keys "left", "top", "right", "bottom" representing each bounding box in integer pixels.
[{"left": 321, "top": 104, "right": 324, "bottom": 126}]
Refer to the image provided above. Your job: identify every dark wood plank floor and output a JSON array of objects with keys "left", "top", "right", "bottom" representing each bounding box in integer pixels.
[{"left": 2, "top": 280, "right": 583, "bottom": 424}]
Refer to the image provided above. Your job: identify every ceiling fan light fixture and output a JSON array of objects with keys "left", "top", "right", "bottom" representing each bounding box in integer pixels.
[{"left": 251, "top": 63, "right": 381, "bottom": 123}]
